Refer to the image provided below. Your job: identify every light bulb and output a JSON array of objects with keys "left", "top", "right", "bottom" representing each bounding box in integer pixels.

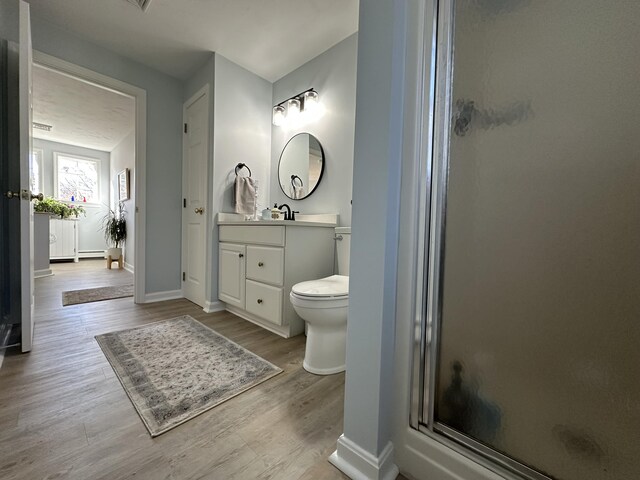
[
  {"left": 303, "top": 90, "right": 319, "bottom": 114},
  {"left": 287, "top": 98, "right": 301, "bottom": 123},
  {"left": 272, "top": 105, "right": 286, "bottom": 126}
]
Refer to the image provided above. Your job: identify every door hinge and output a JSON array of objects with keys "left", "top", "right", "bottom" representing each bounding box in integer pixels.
[
  {"left": 184, "top": 123, "right": 188, "bottom": 134},
  {"left": 183, "top": 198, "right": 186, "bottom": 208},
  {"left": 182, "top": 272, "right": 186, "bottom": 281}
]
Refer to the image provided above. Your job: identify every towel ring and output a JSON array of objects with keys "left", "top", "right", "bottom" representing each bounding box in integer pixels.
[
  {"left": 235, "top": 163, "right": 252, "bottom": 177},
  {"left": 291, "top": 175, "right": 303, "bottom": 187}
]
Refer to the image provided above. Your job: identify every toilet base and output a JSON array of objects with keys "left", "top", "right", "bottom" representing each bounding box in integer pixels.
[
  {"left": 303, "top": 359, "right": 345, "bottom": 375},
  {"left": 303, "top": 323, "right": 347, "bottom": 375}
]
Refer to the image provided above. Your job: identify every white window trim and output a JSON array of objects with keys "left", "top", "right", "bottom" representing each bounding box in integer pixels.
[
  {"left": 31, "top": 147, "right": 44, "bottom": 195},
  {"left": 53, "top": 151, "right": 102, "bottom": 205}
]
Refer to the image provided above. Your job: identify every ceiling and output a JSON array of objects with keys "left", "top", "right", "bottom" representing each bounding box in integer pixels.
[
  {"left": 26, "top": 0, "right": 360, "bottom": 82},
  {"left": 33, "top": 65, "right": 135, "bottom": 152}
]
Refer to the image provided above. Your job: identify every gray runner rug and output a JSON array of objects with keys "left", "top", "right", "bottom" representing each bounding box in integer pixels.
[
  {"left": 95, "top": 315, "right": 282, "bottom": 437},
  {"left": 62, "top": 284, "right": 134, "bottom": 306}
]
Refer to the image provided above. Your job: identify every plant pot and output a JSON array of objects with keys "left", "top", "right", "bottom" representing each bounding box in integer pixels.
[{"left": 106, "top": 247, "right": 122, "bottom": 259}]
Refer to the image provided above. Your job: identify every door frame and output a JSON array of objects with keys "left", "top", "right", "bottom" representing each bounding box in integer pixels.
[
  {"left": 32, "top": 51, "right": 147, "bottom": 303},
  {"left": 181, "top": 84, "right": 210, "bottom": 309}
]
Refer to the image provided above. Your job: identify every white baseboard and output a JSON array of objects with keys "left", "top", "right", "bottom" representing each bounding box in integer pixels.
[
  {"left": 78, "top": 250, "right": 106, "bottom": 259},
  {"left": 203, "top": 300, "right": 225, "bottom": 313},
  {"left": 329, "top": 435, "right": 399, "bottom": 480},
  {"left": 143, "top": 289, "right": 183, "bottom": 303},
  {"left": 34, "top": 268, "right": 53, "bottom": 278},
  {"left": 124, "top": 262, "right": 134, "bottom": 274}
]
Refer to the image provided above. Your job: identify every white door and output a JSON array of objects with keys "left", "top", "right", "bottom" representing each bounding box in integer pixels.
[
  {"left": 181, "top": 87, "right": 209, "bottom": 307},
  {"left": 19, "top": 0, "right": 34, "bottom": 352}
]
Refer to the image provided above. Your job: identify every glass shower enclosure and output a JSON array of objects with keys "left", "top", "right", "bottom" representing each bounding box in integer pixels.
[{"left": 412, "top": 1, "right": 640, "bottom": 479}]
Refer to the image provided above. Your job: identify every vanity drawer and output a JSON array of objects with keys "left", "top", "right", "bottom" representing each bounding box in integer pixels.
[
  {"left": 246, "top": 246, "right": 284, "bottom": 286},
  {"left": 219, "top": 226, "right": 285, "bottom": 246},
  {"left": 245, "top": 280, "right": 283, "bottom": 326}
]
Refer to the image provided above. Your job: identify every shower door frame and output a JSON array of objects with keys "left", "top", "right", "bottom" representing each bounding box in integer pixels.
[{"left": 409, "top": 1, "right": 552, "bottom": 479}]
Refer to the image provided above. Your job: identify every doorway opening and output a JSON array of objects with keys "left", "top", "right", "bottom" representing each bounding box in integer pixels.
[{"left": 32, "top": 51, "right": 147, "bottom": 306}]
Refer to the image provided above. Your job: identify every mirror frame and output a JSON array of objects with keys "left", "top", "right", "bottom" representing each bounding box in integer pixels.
[{"left": 277, "top": 132, "right": 325, "bottom": 200}]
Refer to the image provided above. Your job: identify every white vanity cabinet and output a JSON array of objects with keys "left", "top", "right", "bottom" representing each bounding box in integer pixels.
[
  {"left": 218, "top": 243, "right": 246, "bottom": 308},
  {"left": 49, "top": 218, "right": 79, "bottom": 262},
  {"left": 218, "top": 222, "right": 335, "bottom": 338}
]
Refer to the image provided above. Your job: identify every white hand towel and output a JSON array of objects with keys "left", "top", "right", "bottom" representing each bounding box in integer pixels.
[{"left": 235, "top": 176, "right": 257, "bottom": 215}]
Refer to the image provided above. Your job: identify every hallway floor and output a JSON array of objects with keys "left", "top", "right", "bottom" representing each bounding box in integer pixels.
[{"left": 0, "top": 260, "right": 350, "bottom": 480}]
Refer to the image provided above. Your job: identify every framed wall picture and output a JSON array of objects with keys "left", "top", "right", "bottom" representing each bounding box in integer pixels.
[{"left": 117, "top": 168, "right": 130, "bottom": 201}]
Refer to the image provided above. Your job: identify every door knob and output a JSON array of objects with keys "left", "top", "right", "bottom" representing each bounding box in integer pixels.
[
  {"left": 4, "top": 190, "right": 20, "bottom": 199},
  {"left": 238, "top": 253, "right": 244, "bottom": 258},
  {"left": 6, "top": 190, "right": 43, "bottom": 201},
  {"left": 194, "top": 207, "right": 204, "bottom": 214},
  {"left": 257, "top": 299, "right": 263, "bottom": 304},
  {"left": 258, "top": 262, "right": 264, "bottom": 267}
]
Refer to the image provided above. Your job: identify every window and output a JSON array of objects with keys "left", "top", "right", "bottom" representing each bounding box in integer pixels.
[
  {"left": 31, "top": 148, "right": 43, "bottom": 195},
  {"left": 54, "top": 153, "right": 100, "bottom": 203}
]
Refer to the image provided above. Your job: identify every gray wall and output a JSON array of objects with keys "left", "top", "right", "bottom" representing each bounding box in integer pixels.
[
  {"left": 110, "top": 130, "right": 135, "bottom": 268},
  {"left": 184, "top": 53, "right": 272, "bottom": 306},
  {"left": 214, "top": 54, "right": 272, "bottom": 216},
  {"left": 271, "top": 34, "right": 358, "bottom": 227},
  {"left": 212, "top": 54, "right": 271, "bottom": 304},
  {"left": 30, "top": 16, "right": 184, "bottom": 294},
  {"left": 33, "top": 138, "right": 110, "bottom": 253},
  {"left": 340, "top": 0, "right": 405, "bottom": 460},
  {"left": 0, "top": 1, "right": 18, "bottom": 43}
]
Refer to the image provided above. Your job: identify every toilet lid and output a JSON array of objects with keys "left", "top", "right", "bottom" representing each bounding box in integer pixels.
[{"left": 291, "top": 275, "right": 349, "bottom": 297}]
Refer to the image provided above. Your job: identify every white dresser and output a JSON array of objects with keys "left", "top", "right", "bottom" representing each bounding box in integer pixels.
[
  {"left": 49, "top": 218, "right": 79, "bottom": 262},
  {"left": 218, "top": 218, "right": 336, "bottom": 338}
]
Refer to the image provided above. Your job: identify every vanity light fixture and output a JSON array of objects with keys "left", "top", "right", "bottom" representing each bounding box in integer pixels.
[
  {"left": 272, "top": 88, "right": 319, "bottom": 127},
  {"left": 287, "top": 98, "right": 301, "bottom": 122},
  {"left": 272, "top": 105, "right": 286, "bottom": 127},
  {"left": 303, "top": 90, "right": 319, "bottom": 113}
]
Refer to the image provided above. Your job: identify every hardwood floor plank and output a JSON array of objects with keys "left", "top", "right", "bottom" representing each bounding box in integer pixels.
[{"left": 0, "top": 259, "right": 375, "bottom": 480}]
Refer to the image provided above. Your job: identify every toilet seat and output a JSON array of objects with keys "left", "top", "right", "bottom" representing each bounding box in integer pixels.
[{"left": 291, "top": 275, "right": 348, "bottom": 298}]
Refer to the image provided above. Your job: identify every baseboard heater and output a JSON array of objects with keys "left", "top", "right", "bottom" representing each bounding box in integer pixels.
[{"left": 78, "top": 250, "right": 106, "bottom": 259}]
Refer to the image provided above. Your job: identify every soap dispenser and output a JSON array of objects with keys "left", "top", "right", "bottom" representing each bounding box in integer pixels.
[{"left": 271, "top": 203, "right": 282, "bottom": 220}]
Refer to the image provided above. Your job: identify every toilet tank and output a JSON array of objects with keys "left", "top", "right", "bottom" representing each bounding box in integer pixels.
[{"left": 335, "top": 227, "right": 351, "bottom": 276}]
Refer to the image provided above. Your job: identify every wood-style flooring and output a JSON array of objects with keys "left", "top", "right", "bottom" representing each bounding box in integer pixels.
[{"left": 0, "top": 259, "right": 351, "bottom": 480}]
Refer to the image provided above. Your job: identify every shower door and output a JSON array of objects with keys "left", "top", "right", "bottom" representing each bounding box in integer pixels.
[{"left": 414, "top": 1, "right": 640, "bottom": 479}]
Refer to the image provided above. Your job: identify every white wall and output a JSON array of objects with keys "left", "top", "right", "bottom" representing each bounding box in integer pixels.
[
  {"left": 33, "top": 138, "right": 110, "bottom": 254},
  {"left": 271, "top": 34, "right": 358, "bottom": 227},
  {"left": 29, "top": 15, "right": 184, "bottom": 295},
  {"left": 109, "top": 130, "right": 135, "bottom": 269}
]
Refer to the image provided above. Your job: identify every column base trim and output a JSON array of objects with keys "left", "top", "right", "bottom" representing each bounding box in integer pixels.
[
  {"left": 203, "top": 301, "right": 225, "bottom": 313},
  {"left": 329, "top": 435, "right": 399, "bottom": 480}
]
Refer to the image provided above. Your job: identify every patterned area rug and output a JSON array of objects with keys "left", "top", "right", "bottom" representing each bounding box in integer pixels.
[
  {"left": 95, "top": 315, "right": 282, "bottom": 437},
  {"left": 62, "top": 284, "right": 134, "bottom": 306}
]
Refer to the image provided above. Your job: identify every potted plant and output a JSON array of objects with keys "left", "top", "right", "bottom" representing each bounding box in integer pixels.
[
  {"left": 34, "top": 196, "right": 86, "bottom": 218},
  {"left": 102, "top": 202, "right": 127, "bottom": 262}
]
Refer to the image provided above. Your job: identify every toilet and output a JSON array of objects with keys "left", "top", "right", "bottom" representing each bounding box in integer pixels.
[{"left": 290, "top": 227, "right": 351, "bottom": 375}]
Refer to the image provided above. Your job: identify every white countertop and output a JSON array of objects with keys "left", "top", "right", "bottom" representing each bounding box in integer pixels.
[{"left": 217, "top": 212, "right": 338, "bottom": 227}]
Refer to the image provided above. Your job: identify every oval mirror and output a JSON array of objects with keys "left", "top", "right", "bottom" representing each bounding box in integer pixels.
[{"left": 278, "top": 133, "right": 325, "bottom": 200}]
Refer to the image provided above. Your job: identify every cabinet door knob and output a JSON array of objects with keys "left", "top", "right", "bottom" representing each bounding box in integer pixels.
[
  {"left": 238, "top": 253, "right": 244, "bottom": 258},
  {"left": 257, "top": 299, "right": 263, "bottom": 304},
  {"left": 258, "top": 261, "right": 264, "bottom": 267}
]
